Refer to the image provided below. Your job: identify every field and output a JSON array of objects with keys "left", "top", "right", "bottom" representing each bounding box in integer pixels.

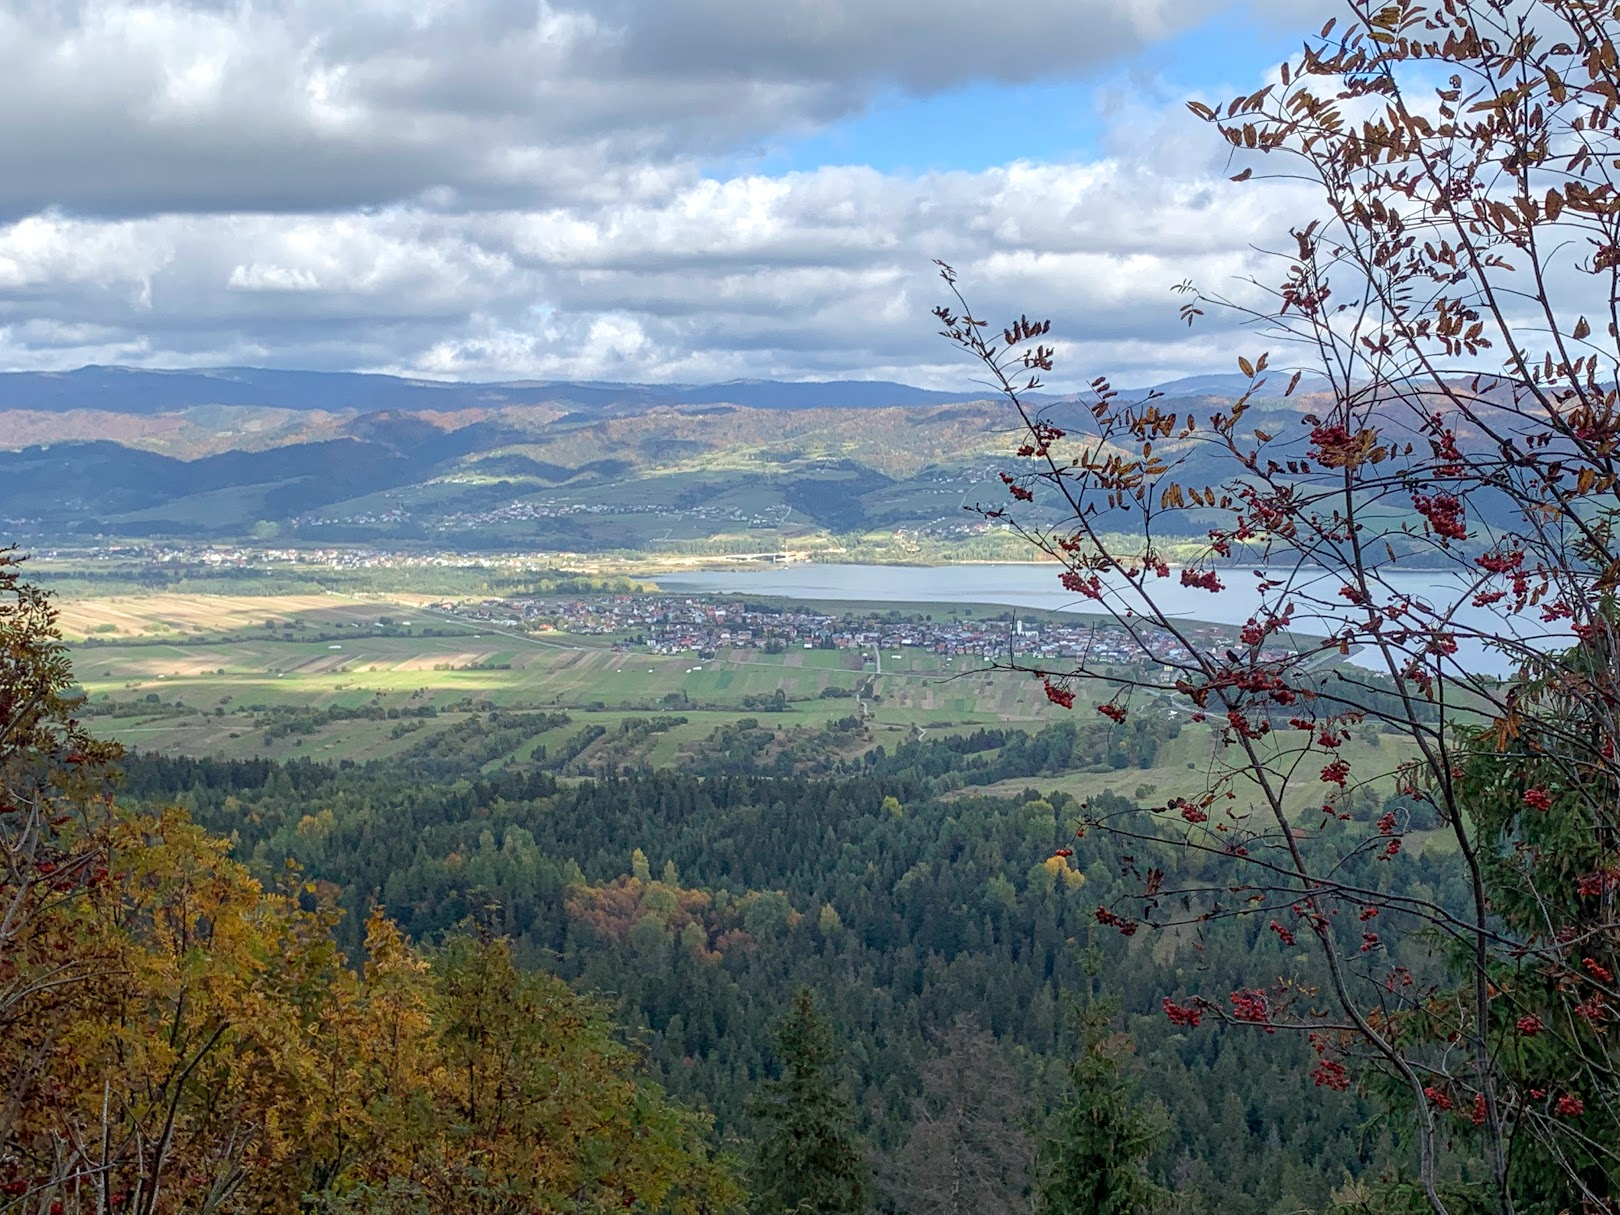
[
  {"left": 956, "top": 728, "right": 1407, "bottom": 816},
  {"left": 59, "top": 588, "right": 1417, "bottom": 823},
  {"left": 58, "top": 593, "right": 432, "bottom": 640},
  {"left": 64, "top": 590, "right": 1079, "bottom": 766}
]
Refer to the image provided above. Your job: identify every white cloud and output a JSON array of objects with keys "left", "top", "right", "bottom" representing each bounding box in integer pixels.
[
  {"left": 0, "top": 0, "right": 1222, "bottom": 218},
  {"left": 227, "top": 264, "right": 321, "bottom": 292},
  {"left": 0, "top": 132, "right": 1310, "bottom": 385},
  {"left": 0, "top": 0, "right": 1325, "bottom": 386}
]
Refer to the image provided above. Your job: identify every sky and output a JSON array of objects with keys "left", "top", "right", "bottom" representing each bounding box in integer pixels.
[{"left": 0, "top": 0, "right": 1333, "bottom": 388}]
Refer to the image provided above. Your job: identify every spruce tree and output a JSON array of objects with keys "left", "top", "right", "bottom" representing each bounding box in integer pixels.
[
  {"left": 750, "top": 987, "right": 869, "bottom": 1214},
  {"left": 1036, "top": 1001, "right": 1165, "bottom": 1215},
  {"left": 890, "top": 1014, "right": 1032, "bottom": 1215}
]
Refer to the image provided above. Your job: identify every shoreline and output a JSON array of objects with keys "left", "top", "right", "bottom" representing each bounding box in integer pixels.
[{"left": 24, "top": 543, "right": 1479, "bottom": 581}]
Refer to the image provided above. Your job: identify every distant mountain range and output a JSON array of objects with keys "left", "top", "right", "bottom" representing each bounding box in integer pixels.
[
  {"left": 0, "top": 365, "right": 1316, "bottom": 417},
  {"left": 0, "top": 366, "right": 1339, "bottom": 548},
  {"left": 0, "top": 366, "right": 997, "bottom": 416}
]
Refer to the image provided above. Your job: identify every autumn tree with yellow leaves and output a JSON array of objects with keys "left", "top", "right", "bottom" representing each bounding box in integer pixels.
[{"left": 0, "top": 546, "right": 739, "bottom": 1215}]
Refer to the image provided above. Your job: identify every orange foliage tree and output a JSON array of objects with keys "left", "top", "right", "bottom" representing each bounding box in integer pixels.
[{"left": 0, "top": 549, "right": 739, "bottom": 1215}]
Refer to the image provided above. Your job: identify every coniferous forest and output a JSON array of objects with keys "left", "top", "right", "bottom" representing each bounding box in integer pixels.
[
  {"left": 5, "top": 547, "right": 1455, "bottom": 1214},
  {"left": 118, "top": 739, "right": 1418, "bottom": 1213}
]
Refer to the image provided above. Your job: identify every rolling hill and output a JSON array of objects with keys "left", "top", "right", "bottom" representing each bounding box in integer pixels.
[{"left": 0, "top": 366, "right": 1336, "bottom": 548}]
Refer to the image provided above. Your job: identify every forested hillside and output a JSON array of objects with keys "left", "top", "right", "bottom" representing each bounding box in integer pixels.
[
  {"left": 0, "top": 553, "right": 739, "bottom": 1215},
  {"left": 118, "top": 727, "right": 1448, "bottom": 1214}
]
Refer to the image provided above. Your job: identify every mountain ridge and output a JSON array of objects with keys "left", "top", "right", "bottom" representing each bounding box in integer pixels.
[
  {"left": 0, "top": 364, "right": 1324, "bottom": 418},
  {"left": 0, "top": 367, "right": 1342, "bottom": 547},
  {"left": 0, "top": 365, "right": 998, "bottom": 415}
]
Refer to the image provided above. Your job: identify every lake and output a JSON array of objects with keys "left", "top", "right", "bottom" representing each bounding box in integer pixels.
[{"left": 655, "top": 563, "right": 1564, "bottom": 676}]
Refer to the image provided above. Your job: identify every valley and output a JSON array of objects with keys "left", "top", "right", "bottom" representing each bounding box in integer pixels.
[
  {"left": 65, "top": 568, "right": 1432, "bottom": 1215},
  {"left": 5, "top": 360, "right": 1477, "bottom": 1215},
  {"left": 4, "top": 1, "right": 1611, "bottom": 1207},
  {"left": 62, "top": 580, "right": 1409, "bottom": 818}
]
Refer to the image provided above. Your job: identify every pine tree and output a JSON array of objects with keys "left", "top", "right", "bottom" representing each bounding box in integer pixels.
[
  {"left": 1036, "top": 1001, "right": 1166, "bottom": 1215},
  {"left": 750, "top": 987, "right": 869, "bottom": 1215}
]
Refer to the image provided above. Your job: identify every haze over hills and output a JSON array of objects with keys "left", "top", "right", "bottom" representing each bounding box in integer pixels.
[
  {"left": 0, "top": 364, "right": 1316, "bottom": 420},
  {"left": 0, "top": 365, "right": 1003, "bottom": 416}
]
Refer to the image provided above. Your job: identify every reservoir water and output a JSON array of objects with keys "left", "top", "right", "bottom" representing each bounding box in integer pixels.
[{"left": 655, "top": 563, "right": 1566, "bottom": 677}]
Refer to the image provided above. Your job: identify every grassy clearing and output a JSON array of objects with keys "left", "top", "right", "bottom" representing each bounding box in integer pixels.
[{"left": 957, "top": 727, "right": 1409, "bottom": 826}]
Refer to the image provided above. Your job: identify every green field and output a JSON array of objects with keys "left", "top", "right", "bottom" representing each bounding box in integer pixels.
[
  {"left": 62, "top": 588, "right": 1416, "bottom": 824},
  {"left": 66, "top": 591, "right": 1081, "bottom": 767},
  {"left": 957, "top": 727, "right": 1407, "bottom": 818},
  {"left": 75, "top": 624, "right": 1046, "bottom": 719}
]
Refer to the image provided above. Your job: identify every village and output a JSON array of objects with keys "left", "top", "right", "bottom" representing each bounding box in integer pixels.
[{"left": 440, "top": 592, "right": 1262, "bottom": 671}]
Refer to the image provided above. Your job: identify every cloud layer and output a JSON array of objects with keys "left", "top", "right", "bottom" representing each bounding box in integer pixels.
[
  {"left": 0, "top": 0, "right": 1223, "bottom": 217},
  {"left": 0, "top": 0, "right": 1308, "bottom": 386}
]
